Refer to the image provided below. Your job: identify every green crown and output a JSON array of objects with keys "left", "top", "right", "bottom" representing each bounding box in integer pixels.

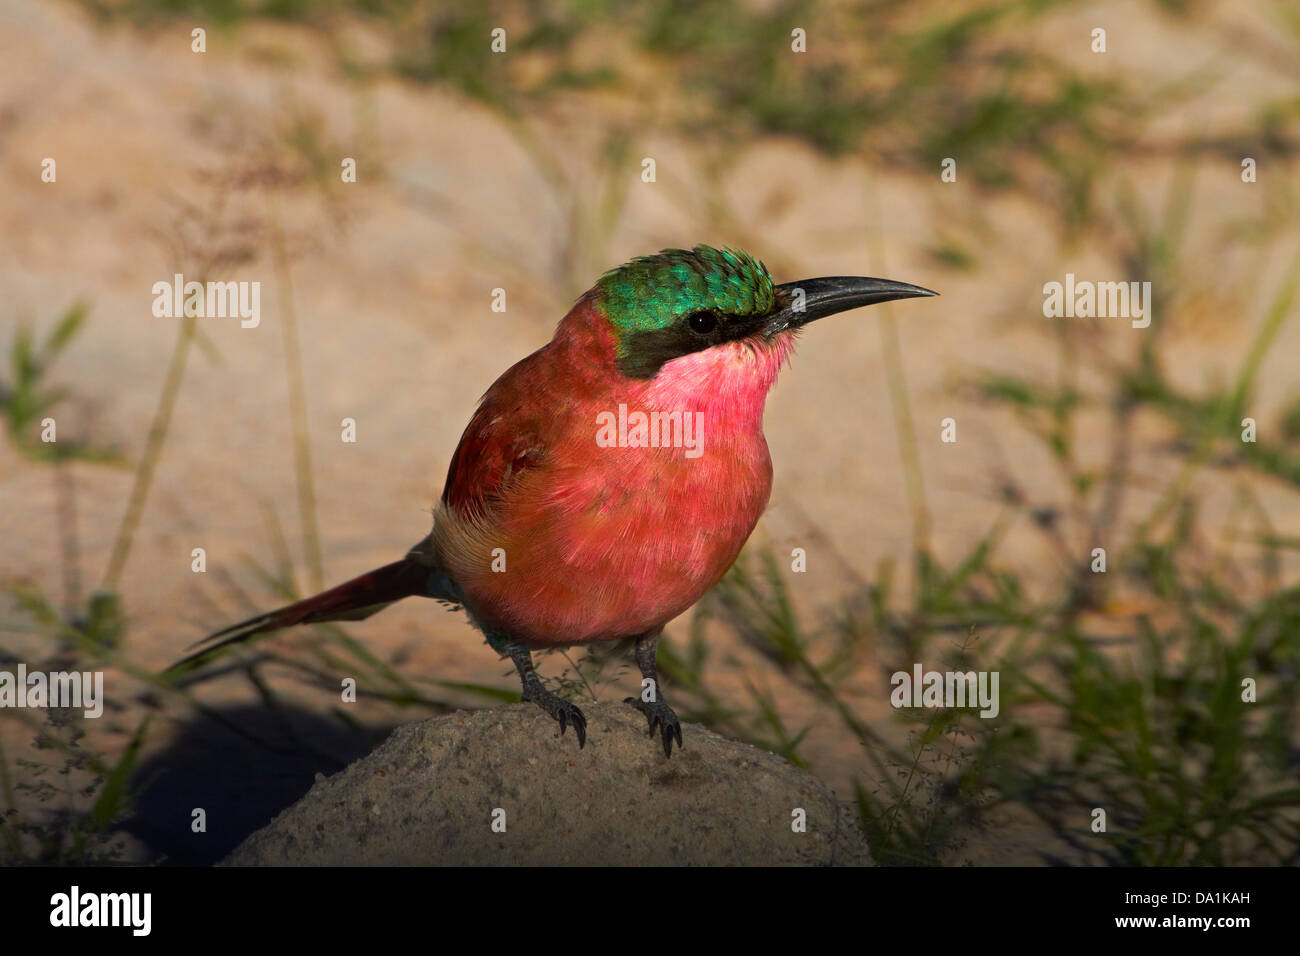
[{"left": 597, "top": 245, "right": 775, "bottom": 339}]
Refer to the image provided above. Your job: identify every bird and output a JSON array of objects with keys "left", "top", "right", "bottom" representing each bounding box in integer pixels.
[{"left": 171, "top": 245, "right": 936, "bottom": 756}]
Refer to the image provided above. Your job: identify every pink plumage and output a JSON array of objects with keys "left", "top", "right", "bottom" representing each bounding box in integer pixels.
[{"left": 434, "top": 293, "right": 797, "bottom": 646}]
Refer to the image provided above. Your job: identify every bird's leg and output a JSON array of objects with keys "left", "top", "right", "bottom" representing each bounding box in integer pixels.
[
  {"left": 508, "top": 643, "right": 586, "bottom": 748},
  {"left": 624, "top": 630, "right": 683, "bottom": 757}
]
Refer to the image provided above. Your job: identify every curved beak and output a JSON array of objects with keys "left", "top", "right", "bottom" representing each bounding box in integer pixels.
[{"left": 764, "top": 276, "right": 938, "bottom": 337}]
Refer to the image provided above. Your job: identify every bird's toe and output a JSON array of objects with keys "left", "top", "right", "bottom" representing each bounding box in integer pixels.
[
  {"left": 626, "top": 697, "right": 683, "bottom": 757},
  {"left": 525, "top": 688, "right": 587, "bottom": 749}
]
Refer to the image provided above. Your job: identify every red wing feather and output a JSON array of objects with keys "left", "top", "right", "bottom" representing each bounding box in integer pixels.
[{"left": 441, "top": 355, "right": 552, "bottom": 516}]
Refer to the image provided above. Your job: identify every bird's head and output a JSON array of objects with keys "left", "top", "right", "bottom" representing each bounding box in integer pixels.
[{"left": 591, "top": 244, "right": 936, "bottom": 379}]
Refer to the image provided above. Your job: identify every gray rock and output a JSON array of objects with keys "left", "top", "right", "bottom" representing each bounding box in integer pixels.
[{"left": 222, "top": 700, "right": 873, "bottom": 866}]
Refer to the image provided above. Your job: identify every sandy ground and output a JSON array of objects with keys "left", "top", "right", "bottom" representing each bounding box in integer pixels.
[
  {"left": 1, "top": 0, "right": 1297, "bottom": 864},
  {"left": 222, "top": 701, "right": 874, "bottom": 866}
]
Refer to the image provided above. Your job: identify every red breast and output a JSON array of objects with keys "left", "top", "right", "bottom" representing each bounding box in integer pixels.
[{"left": 433, "top": 295, "right": 796, "bottom": 646}]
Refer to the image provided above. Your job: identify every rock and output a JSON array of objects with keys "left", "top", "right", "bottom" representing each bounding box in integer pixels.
[{"left": 221, "top": 700, "right": 873, "bottom": 866}]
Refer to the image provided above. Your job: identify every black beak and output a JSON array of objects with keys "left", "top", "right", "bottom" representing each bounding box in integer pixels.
[{"left": 764, "top": 276, "right": 938, "bottom": 336}]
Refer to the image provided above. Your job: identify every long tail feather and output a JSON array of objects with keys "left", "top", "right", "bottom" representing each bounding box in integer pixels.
[{"left": 169, "top": 558, "right": 444, "bottom": 673}]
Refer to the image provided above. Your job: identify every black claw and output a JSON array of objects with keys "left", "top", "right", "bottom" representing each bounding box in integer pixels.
[
  {"left": 524, "top": 688, "right": 587, "bottom": 750},
  {"left": 572, "top": 708, "right": 587, "bottom": 748},
  {"left": 627, "top": 697, "right": 683, "bottom": 758}
]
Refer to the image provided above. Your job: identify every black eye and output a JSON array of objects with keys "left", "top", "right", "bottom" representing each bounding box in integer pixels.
[{"left": 687, "top": 311, "right": 718, "bottom": 335}]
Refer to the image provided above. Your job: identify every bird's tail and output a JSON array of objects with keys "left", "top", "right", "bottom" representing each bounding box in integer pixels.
[{"left": 168, "top": 549, "right": 457, "bottom": 673}]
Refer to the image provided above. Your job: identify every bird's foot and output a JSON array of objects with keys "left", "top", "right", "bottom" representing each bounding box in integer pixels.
[
  {"left": 625, "top": 696, "right": 683, "bottom": 758},
  {"left": 522, "top": 685, "right": 587, "bottom": 749}
]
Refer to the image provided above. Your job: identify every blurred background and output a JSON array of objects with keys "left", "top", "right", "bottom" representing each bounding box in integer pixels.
[{"left": 1, "top": 0, "right": 1298, "bottom": 865}]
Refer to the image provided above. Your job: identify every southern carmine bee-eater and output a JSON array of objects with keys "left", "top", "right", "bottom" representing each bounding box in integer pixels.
[{"left": 174, "top": 245, "right": 936, "bottom": 756}]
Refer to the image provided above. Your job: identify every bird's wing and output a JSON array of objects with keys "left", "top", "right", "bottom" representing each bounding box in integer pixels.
[
  {"left": 440, "top": 362, "right": 551, "bottom": 518},
  {"left": 442, "top": 411, "right": 546, "bottom": 516}
]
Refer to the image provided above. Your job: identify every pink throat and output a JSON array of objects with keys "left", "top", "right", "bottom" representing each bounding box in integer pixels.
[
  {"left": 638, "top": 332, "right": 797, "bottom": 424},
  {"left": 551, "top": 296, "right": 799, "bottom": 436}
]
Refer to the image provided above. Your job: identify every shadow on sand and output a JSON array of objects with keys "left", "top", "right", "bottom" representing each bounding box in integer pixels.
[{"left": 124, "top": 703, "right": 395, "bottom": 865}]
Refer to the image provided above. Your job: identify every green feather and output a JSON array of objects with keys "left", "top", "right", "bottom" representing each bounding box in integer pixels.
[{"left": 596, "top": 245, "right": 774, "bottom": 349}]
